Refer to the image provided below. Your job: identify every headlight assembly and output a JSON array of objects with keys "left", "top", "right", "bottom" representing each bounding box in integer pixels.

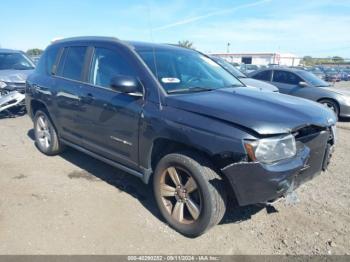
[{"left": 244, "top": 134, "right": 296, "bottom": 164}]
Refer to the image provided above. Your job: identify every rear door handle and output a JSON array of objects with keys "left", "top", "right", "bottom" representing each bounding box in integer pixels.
[{"left": 80, "top": 93, "right": 95, "bottom": 104}]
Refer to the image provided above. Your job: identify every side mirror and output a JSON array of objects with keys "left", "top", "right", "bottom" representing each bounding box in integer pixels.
[
  {"left": 110, "top": 75, "right": 143, "bottom": 96},
  {"left": 298, "top": 81, "right": 309, "bottom": 87}
]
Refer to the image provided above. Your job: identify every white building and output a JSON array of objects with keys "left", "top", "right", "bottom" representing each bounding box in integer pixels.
[{"left": 210, "top": 52, "right": 301, "bottom": 67}]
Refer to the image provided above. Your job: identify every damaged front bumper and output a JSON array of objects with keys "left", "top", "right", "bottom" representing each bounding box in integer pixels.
[{"left": 222, "top": 129, "right": 334, "bottom": 206}]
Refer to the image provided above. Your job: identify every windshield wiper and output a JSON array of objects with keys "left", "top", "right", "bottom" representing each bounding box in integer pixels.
[{"left": 167, "top": 87, "right": 215, "bottom": 94}]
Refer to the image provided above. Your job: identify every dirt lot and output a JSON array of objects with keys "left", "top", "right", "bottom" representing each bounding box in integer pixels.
[{"left": 0, "top": 83, "right": 349, "bottom": 255}]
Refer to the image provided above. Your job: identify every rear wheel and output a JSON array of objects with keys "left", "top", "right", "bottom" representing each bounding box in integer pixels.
[
  {"left": 153, "top": 152, "right": 227, "bottom": 237},
  {"left": 34, "top": 110, "right": 64, "bottom": 155},
  {"left": 319, "top": 99, "right": 339, "bottom": 116}
]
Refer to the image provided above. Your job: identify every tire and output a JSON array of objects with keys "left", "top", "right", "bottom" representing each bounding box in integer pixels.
[
  {"left": 34, "top": 109, "right": 64, "bottom": 155},
  {"left": 318, "top": 99, "right": 339, "bottom": 117},
  {"left": 153, "top": 151, "right": 227, "bottom": 237}
]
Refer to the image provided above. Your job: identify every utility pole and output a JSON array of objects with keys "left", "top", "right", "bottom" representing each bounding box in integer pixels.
[{"left": 227, "top": 42, "right": 230, "bottom": 53}]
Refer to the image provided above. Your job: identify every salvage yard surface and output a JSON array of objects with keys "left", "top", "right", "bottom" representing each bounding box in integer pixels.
[{"left": 0, "top": 84, "right": 349, "bottom": 255}]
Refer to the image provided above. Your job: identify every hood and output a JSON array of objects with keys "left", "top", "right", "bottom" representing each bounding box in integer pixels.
[
  {"left": 240, "top": 78, "right": 279, "bottom": 92},
  {"left": 0, "top": 69, "right": 34, "bottom": 83},
  {"left": 165, "top": 87, "right": 336, "bottom": 135}
]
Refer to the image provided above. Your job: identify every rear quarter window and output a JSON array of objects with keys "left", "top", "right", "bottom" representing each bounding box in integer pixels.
[{"left": 35, "top": 46, "right": 60, "bottom": 75}]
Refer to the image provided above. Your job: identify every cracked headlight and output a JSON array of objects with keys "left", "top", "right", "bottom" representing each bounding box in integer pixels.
[
  {"left": 0, "top": 81, "right": 7, "bottom": 89},
  {"left": 244, "top": 134, "right": 296, "bottom": 164}
]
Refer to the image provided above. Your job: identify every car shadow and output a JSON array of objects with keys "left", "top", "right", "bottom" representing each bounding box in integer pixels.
[
  {"left": 339, "top": 117, "right": 350, "bottom": 122},
  {"left": 27, "top": 128, "right": 267, "bottom": 228},
  {"left": 0, "top": 110, "right": 26, "bottom": 119}
]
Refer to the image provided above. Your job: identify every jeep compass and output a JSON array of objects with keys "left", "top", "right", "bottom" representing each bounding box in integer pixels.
[{"left": 26, "top": 37, "right": 336, "bottom": 237}]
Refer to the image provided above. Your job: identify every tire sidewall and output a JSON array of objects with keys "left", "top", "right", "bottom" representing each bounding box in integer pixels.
[
  {"left": 34, "top": 110, "right": 57, "bottom": 154},
  {"left": 153, "top": 153, "right": 217, "bottom": 237}
]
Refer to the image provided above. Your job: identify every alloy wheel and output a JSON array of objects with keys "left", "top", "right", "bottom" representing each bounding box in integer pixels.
[
  {"left": 35, "top": 114, "right": 51, "bottom": 150},
  {"left": 159, "top": 166, "right": 202, "bottom": 224}
]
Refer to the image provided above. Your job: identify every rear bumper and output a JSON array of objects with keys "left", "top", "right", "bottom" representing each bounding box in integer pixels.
[{"left": 222, "top": 130, "right": 332, "bottom": 206}]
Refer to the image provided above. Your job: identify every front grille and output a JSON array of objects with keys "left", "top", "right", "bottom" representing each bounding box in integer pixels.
[{"left": 294, "top": 125, "right": 326, "bottom": 140}]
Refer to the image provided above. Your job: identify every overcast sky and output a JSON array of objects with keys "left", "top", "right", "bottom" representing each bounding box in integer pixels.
[{"left": 1, "top": 0, "right": 350, "bottom": 57}]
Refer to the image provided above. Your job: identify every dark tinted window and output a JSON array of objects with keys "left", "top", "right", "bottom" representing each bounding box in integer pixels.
[
  {"left": 35, "top": 46, "right": 60, "bottom": 75},
  {"left": 46, "top": 46, "right": 60, "bottom": 75},
  {"left": 253, "top": 70, "right": 272, "bottom": 81},
  {"left": 57, "top": 46, "right": 87, "bottom": 81},
  {"left": 89, "top": 47, "right": 135, "bottom": 88},
  {"left": 273, "top": 70, "right": 302, "bottom": 85}
]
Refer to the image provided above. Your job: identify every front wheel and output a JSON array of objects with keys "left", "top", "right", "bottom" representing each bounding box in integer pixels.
[{"left": 153, "top": 152, "right": 227, "bottom": 237}]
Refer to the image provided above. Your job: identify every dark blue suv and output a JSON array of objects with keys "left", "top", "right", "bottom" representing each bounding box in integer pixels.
[{"left": 26, "top": 37, "right": 336, "bottom": 237}]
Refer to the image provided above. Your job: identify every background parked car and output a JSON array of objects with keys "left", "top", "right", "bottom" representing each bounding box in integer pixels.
[
  {"left": 249, "top": 67, "right": 350, "bottom": 117},
  {"left": 0, "top": 49, "right": 35, "bottom": 94},
  {"left": 0, "top": 49, "right": 34, "bottom": 115},
  {"left": 210, "top": 56, "right": 279, "bottom": 92},
  {"left": 30, "top": 55, "right": 41, "bottom": 65},
  {"left": 308, "top": 67, "right": 326, "bottom": 80},
  {"left": 324, "top": 69, "right": 341, "bottom": 82},
  {"left": 240, "top": 64, "right": 259, "bottom": 74},
  {"left": 339, "top": 69, "right": 350, "bottom": 81}
]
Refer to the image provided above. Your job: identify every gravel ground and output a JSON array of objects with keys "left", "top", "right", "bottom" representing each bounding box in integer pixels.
[{"left": 0, "top": 82, "right": 349, "bottom": 255}]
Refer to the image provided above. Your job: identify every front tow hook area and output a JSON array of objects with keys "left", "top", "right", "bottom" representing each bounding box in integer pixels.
[{"left": 261, "top": 180, "right": 300, "bottom": 207}]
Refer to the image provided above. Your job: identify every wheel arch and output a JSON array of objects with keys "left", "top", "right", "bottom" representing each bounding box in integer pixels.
[
  {"left": 317, "top": 97, "right": 340, "bottom": 115},
  {"left": 30, "top": 99, "right": 48, "bottom": 118},
  {"left": 31, "top": 99, "right": 60, "bottom": 135},
  {"left": 146, "top": 137, "right": 241, "bottom": 186}
]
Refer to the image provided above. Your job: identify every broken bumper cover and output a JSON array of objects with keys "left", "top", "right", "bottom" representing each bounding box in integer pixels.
[{"left": 222, "top": 130, "right": 333, "bottom": 206}]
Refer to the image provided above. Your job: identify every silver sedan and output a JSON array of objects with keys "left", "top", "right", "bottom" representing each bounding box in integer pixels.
[{"left": 249, "top": 68, "right": 350, "bottom": 118}]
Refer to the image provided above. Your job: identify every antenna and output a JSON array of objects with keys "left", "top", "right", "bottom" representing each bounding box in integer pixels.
[{"left": 146, "top": 1, "right": 163, "bottom": 110}]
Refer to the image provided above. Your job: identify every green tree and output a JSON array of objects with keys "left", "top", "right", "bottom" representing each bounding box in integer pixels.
[
  {"left": 302, "top": 56, "right": 314, "bottom": 66},
  {"left": 332, "top": 56, "right": 344, "bottom": 63},
  {"left": 177, "top": 40, "right": 194, "bottom": 49},
  {"left": 26, "top": 48, "right": 43, "bottom": 56}
]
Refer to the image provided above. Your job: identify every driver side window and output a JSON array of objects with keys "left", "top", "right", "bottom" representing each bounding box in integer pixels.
[{"left": 89, "top": 47, "right": 136, "bottom": 89}]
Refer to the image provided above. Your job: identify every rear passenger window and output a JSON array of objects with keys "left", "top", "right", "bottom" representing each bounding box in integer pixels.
[
  {"left": 273, "top": 70, "right": 302, "bottom": 85},
  {"left": 57, "top": 46, "right": 87, "bottom": 81},
  {"left": 89, "top": 47, "right": 135, "bottom": 88},
  {"left": 253, "top": 70, "right": 271, "bottom": 81}
]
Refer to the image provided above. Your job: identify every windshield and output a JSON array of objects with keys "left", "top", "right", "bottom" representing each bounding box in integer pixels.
[
  {"left": 299, "top": 70, "right": 330, "bottom": 87},
  {"left": 0, "top": 52, "right": 35, "bottom": 70},
  {"left": 211, "top": 57, "right": 246, "bottom": 78},
  {"left": 137, "top": 48, "right": 244, "bottom": 94}
]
